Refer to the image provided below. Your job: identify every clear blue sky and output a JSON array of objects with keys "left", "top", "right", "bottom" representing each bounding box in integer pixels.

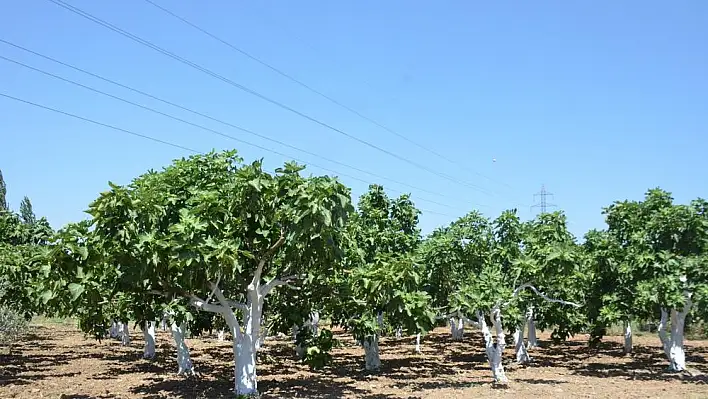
[{"left": 1, "top": 0, "right": 706, "bottom": 238}]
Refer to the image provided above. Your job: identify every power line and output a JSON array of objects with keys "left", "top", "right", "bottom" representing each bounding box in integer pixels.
[
  {"left": 142, "top": 0, "right": 518, "bottom": 195},
  {"left": 0, "top": 40, "right": 472, "bottom": 210},
  {"left": 45, "top": 0, "right": 498, "bottom": 198},
  {"left": 0, "top": 53, "right": 466, "bottom": 213},
  {"left": 531, "top": 184, "right": 557, "bottom": 215},
  {"left": 0, "top": 91, "right": 456, "bottom": 218}
]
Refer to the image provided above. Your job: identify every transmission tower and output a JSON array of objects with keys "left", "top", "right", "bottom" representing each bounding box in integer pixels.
[{"left": 531, "top": 184, "right": 557, "bottom": 215}]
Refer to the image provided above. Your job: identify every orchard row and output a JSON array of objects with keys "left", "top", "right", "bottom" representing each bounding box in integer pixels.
[{"left": 0, "top": 150, "right": 706, "bottom": 396}]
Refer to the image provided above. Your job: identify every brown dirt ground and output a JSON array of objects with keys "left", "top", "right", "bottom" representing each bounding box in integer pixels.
[{"left": 1, "top": 321, "right": 707, "bottom": 399}]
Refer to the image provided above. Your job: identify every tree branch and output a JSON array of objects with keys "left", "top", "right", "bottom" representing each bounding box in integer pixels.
[
  {"left": 205, "top": 273, "right": 221, "bottom": 304},
  {"left": 208, "top": 281, "right": 242, "bottom": 336},
  {"left": 505, "top": 283, "right": 582, "bottom": 308},
  {"left": 189, "top": 294, "right": 228, "bottom": 314},
  {"left": 252, "top": 229, "right": 286, "bottom": 286},
  {"left": 260, "top": 274, "right": 299, "bottom": 297}
]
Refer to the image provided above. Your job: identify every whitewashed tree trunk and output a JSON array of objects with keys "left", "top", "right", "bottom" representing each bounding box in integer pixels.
[
  {"left": 623, "top": 320, "right": 633, "bottom": 354},
  {"left": 170, "top": 322, "right": 194, "bottom": 375},
  {"left": 415, "top": 333, "right": 421, "bottom": 354},
  {"left": 310, "top": 311, "right": 320, "bottom": 337},
  {"left": 109, "top": 320, "right": 119, "bottom": 338},
  {"left": 161, "top": 316, "right": 167, "bottom": 331},
  {"left": 480, "top": 308, "right": 508, "bottom": 384},
  {"left": 450, "top": 316, "right": 464, "bottom": 340},
  {"left": 658, "top": 293, "right": 692, "bottom": 372},
  {"left": 120, "top": 322, "right": 131, "bottom": 346},
  {"left": 514, "top": 320, "right": 530, "bottom": 364},
  {"left": 363, "top": 335, "right": 381, "bottom": 371},
  {"left": 218, "top": 329, "right": 226, "bottom": 342},
  {"left": 293, "top": 325, "right": 305, "bottom": 359},
  {"left": 143, "top": 321, "right": 156, "bottom": 359},
  {"left": 395, "top": 327, "right": 402, "bottom": 338},
  {"left": 526, "top": 307, "right": 538, "bottom": 349},
  {"left": 376, "top": 312, "right": 384, "bottom": 329}
]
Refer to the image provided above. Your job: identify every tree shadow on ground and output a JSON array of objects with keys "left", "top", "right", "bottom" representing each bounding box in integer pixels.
[
  {"left": 259, "top": 374, "right": 404, "bottom": 399},
  {"left": 526, "top": 338, "right": 708, "bottom": 384},
  {"left": 0, "top": 329, "right": 103, "bottom": 386}
]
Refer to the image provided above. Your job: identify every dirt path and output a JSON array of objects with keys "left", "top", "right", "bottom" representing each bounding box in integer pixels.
[{"left": 1, "top": 322, "right": 707, "bottom": 398}]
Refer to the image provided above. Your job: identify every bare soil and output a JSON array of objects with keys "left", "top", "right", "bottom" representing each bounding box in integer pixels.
[{"left": 1, "top": 321, "right": 707, "bottom": 398}]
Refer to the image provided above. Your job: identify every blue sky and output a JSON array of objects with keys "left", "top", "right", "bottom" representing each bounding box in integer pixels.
[{"left": 1, "top": 0, "right": 706, "bottom": 239}]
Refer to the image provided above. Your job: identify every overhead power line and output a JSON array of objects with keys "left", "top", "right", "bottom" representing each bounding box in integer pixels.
[
  {"left": 46, "top": 0, "right": 498, "bottom": 198},
  {"left": 0, "top": 91, "right": 456, "bottom": 218},
  {"left": 0, "top": 52, "right": 468, "bottom": 213},
  {"left": 142, "top": 0, "right": 515, "bottom": 192},
  {"left": 0, "top": 40, "right": 471, "bottom": 210}
]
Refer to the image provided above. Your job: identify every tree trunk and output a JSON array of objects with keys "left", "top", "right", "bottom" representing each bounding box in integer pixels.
[
  {"left": 293, "top": 325, "right": 305, "bottom": 359},
  {"left": 109, "top": 320, "right": 119, "bottom": 338},
  {"left": 450, "top": 317, "right": 464, "bottom": 340},
  {"left": 363, "top": 335, "right": 381, "bottom": 371},
  {"left": 143, "top": 321, "right": 156, "bottom": 359},
  {"left": 120, "top": 322, "right": 131, "bottom": 346},
  {"left": 481, "top": 308, "right": 508, "bottom": 384},
  {"left": 526, "top": 307, "right": 538, "bottom": 349},
  {"left": 623, "top": 320, "right": 633, "bottom": 354},
  {"left": 415, "top": 333, "right": 421, "bottom": 354},
  {"left": 234, "top": 324, "right": 257, "bottom": 395},
  {"left": 514, "top": 321, "right": 530, "bottom": 364},
  {"left": 170, "top": 322, "right": 194, "bottom": 375},
  {"left": 395, "top": 327, "right": 402, "bottom": 339},
  {"left": 217, "top": 329, "right": 226, "bottom": 342},
  {"left": 658, "top": 295, "right": 692, "bottom": 372},
  {"left": 310, "top": 311, "right": 320, "bottom": 337}
]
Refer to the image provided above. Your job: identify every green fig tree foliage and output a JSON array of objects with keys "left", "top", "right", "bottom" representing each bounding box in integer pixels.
[
  {"left": 520, "top": 212, "right": 587, "bottom": 344},
  {"left": 419, "top": 210, "right": 493, "bottom": 339},
  {"left": 85, "top": 150, "right": 353, "bottom": 395},
  {"left": 597, "top": 188, "right": 708, "bottom": 371},
  {"left": 333, "top": 184, "right": 434, "bottom": 371},
  {"left": 453, "top": 209, "right": 582, "bottom": 384}
]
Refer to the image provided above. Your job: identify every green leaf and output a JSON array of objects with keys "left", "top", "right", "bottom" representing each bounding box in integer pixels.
[{"left": 68, "top": 283, "right": 85, "bottom": 301}]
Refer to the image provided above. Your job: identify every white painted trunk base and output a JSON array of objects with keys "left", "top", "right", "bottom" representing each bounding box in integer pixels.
[
  {"left": 143, "top": 321, "right": 156, "bottom": 359},
  {"left": 120, "top": 323, "right": 131, "bottom": 346},
  {"left": 170, "top": 322, "right": 194, "bottom": 375},
  {"left": 363, "top": 335, "right": 381, "bottom": 371},
  {"left": 481, "top": 309, "right": 508, "bottom": 384},
  {"left": 659, "top": 296, "right": 691, "bottom": 372},
  {"left": 218, "top": 330, "right": 226, "bottom": 342},
  {"left": 395, "top": 327, "right": 402, "bottom": 339},
  {"left": 624, "top": 320, "right": 633, "bottom": 354},
  {"left": 450, "top": 317, "right": 464, "bottom": 340},
  {"left": 415, "top": 333, "right": 421, "bottom": 354},
  {"left": 526, "top": 308, "right": 538, "bottom": 349},
  {"left": 234, "top": 327, "right": 257, "bottom": 395},
  {"left": 310, "top": 312, "right": 320, "bottom": 337},
  {"left": 109, "top": 321, "right": 119, "bottom": 339},
  {"left": 514, "top": 324, "right": 530, "bottom": 364}
]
